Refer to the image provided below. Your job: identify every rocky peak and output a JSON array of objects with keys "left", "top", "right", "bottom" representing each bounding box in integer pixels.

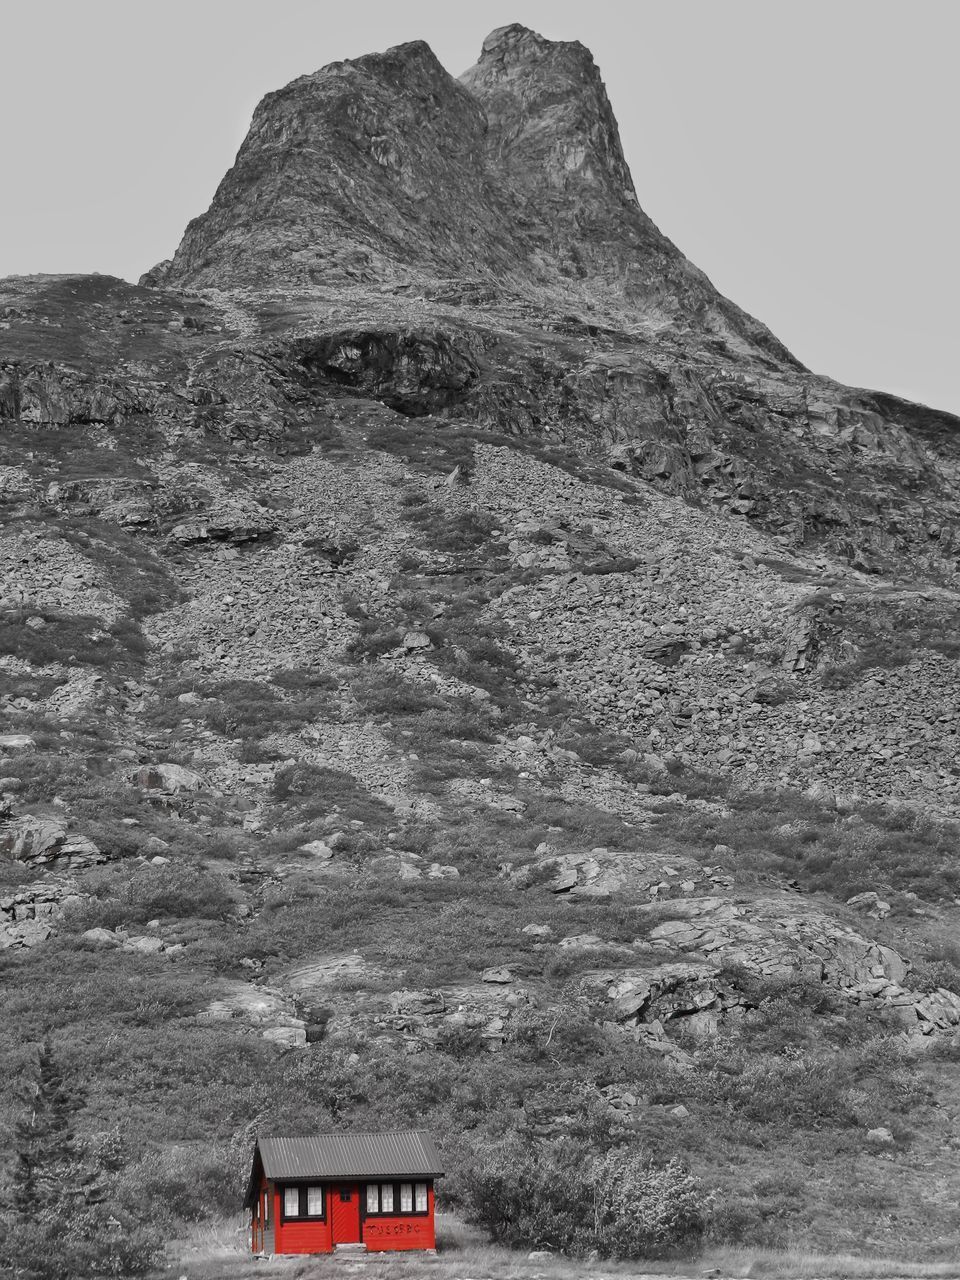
[
  {"left": 461, "top": 23, "right": 638, "bottom": 207},
  {"left": 154, "top": 25, "right": 793, "bottom": 359},
  {"left": 161, "top": 37, "right": 509, "bottom": 291}
]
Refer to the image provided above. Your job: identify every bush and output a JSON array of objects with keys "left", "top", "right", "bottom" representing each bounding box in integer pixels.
[
  {"left": 0, "top": 607, "right": 147, "bottom": 671},
  {"left": 74, "top": 863, "right": 237, "bottom": 928},
  {"left": 270, "top": 761, "right": 392, "bottom": 825},
  {"left": 461, "top": 1136, "right": 711, "bottom": 1257},
  {"left": 591, "top": 1149, "right": 713, "bottom": 1256},
  {"left": 0, "top": 1205, "right": 162, "bottom": 1280},
  {"left": 911, "top": 939, "right": 960, "bottom": 994}
]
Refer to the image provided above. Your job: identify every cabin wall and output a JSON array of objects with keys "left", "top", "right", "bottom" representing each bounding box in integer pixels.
[
  {"left": 362, "top": 1183, "right": 436, "bottom": 1252},
  {"left": 273, "top": 1183, "right": 333, "bottom": 1255},
  {"left": 253, "top": 1172, "right": 437, "bottom": 1254}
]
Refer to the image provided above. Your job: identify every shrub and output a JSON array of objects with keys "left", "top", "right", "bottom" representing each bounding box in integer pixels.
[
  {"left": 270, "top": 761, "right": 392, "bottom": 825},
  {"left": 591, "top": 1149, "right": 713, "bottom": 1256},
  {"left": 0, "top": 607, "right": 147, "bottom": 671},
  {"left": 910, "top": 939, "right": 960, "bottom": 994},
  {"left": 74, "top": 863, "right": 237, "bottom": 928},
  {"left": 0, "top": 1205, "right": 162, "bottom": 1280},
  {"left": 460, "top": 1136, "right": 711, "bottom": 1257}
]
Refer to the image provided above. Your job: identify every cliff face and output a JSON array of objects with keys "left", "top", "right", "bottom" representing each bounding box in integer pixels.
[{"left": 4, "top": 26, "right": 960, "bottom": 1271}]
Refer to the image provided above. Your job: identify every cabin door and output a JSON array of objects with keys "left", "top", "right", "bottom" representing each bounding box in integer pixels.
[{"left": 332, "top": 1183, "right": 361, "bottom": 1244}]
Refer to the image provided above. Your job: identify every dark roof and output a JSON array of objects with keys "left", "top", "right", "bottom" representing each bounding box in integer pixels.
[{"left": 247, "top": 1131, "right": 442, "bottom": 1201}]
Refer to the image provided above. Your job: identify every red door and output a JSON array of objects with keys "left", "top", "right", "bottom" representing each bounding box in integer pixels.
[{"left": 332, "top": 1183, "right": 361, "bottom": 1244}]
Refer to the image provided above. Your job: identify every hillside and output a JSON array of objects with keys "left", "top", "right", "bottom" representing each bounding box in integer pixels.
[{"left": 3, "top": 23, "right": 960, "bottom": 1277}]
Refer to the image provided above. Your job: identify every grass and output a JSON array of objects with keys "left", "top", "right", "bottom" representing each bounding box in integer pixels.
[
  {"left": 667, "top": 786, "right": 960, "bottom": 905},
  {"left": 166, "top": 1215, "right": 960, "bottom": 1280},
  {"left": 814, "top": 596, "right": 960, "bottom": 688},
  {"left": 0, "top": 605, "right": 147, "bottom": 671}
]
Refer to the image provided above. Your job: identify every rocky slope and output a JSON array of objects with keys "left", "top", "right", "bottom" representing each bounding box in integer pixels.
[{"left": 3, "top": 24, "right": 960, "bottom": 1271}]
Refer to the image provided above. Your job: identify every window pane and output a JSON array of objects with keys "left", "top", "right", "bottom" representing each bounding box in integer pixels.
[
  {"left": 284, "top": 1186, "right": 299, "bottom": 1217},
  {"left": 366, "top": 1184, "right": 379, "bottom": 1213},
  {"left": 400, "top": 1182, "right": 413, "bottom": 1213},
  {"left": 415, "top": 1183, "right": 428, "bottom": 1212},
  {"left": 263, "top": 1191, "right": 270, "bottom": 1223},
  {"left": 307, "top": 1186, "right": 324, "bottom": 1216},
  {"left": 381, "top": 1183, "right": 394, "bottom": 1213}
]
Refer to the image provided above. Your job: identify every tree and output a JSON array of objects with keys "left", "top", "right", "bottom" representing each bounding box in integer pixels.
[
  {"left": 12, "top": 1040, "right": 92, "bottom": 1219},
  {"left": 1, "top": 1039, "right": 160, "bottom": 1280}
]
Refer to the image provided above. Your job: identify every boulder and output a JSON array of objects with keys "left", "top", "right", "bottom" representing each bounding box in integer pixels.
[
  {"left": 401, "top": 630, "right": 433, "bottom": 651},
  {"left": 1, "top": 815, "right": 68, "bottom": 862},
  {"left": 0, "top": 919, "right": 54, "bottom": 950},
  {"left": 82, "top": 927, "right": 121, "bottom": 948},
  {"left": 865, "top": 1127, "right": 894, "bottom": 1146},
  {"left": 297, "top": 839, "right": 335, "bottom": 860},
  {"left": 846, "top": 890, "right": 891, "bottom": 919},
  {"left": 122, "top": 935, "right": 166, "bottom": 955},
  {"left": 481, "top": 966, "right": 514, "bottom": 984},
  {"left": 133, "top": 763, "right": 204, "bottom": 793}
]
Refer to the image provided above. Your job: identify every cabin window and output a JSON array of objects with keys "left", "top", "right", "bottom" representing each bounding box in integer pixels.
[
  {"left": 263, "top": 1190, "right": 269, "bottom": 1224},
  {"left": 363, "top": 1180, "right": 428, "bottom": 1215},
  {"left": 281, "top": 1184, "right": 326, "bottom": 1220}
]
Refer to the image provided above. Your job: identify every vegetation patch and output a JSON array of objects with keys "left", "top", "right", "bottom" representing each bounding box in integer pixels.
[
  {"left": 672, "top": 789, "right": 960, "bottom": 904},
  {"left": 0, "top": 606, "right": 147, "bottom": 671},
  {"left": 72, "top": 863, "right": 238, "bottom": 930}
]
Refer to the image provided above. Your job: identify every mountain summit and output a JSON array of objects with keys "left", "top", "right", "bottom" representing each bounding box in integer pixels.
[{"left": 156, "top": 26, "right": 791, "bottom": 359}]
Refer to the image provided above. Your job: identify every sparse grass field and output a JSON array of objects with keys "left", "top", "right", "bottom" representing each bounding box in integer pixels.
[{"left": 165, "top": 1214, "right": 960, "bottom": 1280}]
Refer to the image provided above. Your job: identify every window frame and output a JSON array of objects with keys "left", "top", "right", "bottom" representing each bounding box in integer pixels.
[
  {"left": 278, "top": 1181, "right": 328, "bottom": 1223},
  {"left": 362, "top": 1179, "right": 431, "bottom": 1217}
]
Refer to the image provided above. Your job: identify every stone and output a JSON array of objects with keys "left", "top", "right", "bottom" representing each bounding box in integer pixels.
[
  {"left": 262, "top": 1025, "right": 308, "bottom": 1048},
  {"left": 846, "top": 891, "right": 891, "bottom": 919},
  {"left": 401, "top": 630, "right": 433, "bottom": 651},
  {"left": 0, "top": 919, "right": 54, "bottom": 950},
  {"left": 82, "top": 927, "right": 120, "bottom": 948},
  {"left": 133, "top": 763, "right": 204, "bottom": 793},
  {"left": 0, "top": 734, "right": 36, "bottom": 752},
  {"left": 298, "top": 839, "right": 335, "bottom": 860},
  {"left": 1, "top": 815, "right": 68, "bottom": 862},
  {"left": 481, "top": 966, "right": 514, "bottom": 984},
  {"left": 865, "top": 1127, "right": 894, "bottom": 1146},
  {"left": 122, "top": 935, "right": 165, "bottom": 955}
]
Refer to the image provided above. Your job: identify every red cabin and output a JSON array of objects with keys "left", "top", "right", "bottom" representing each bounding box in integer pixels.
[{"left": 245, "top": 1130, "right": 443, "bottom": 1255}]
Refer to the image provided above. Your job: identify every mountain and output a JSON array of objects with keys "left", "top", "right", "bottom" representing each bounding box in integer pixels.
[{"left": 3, "top": 25, "right": 960, "bottom": 1275}]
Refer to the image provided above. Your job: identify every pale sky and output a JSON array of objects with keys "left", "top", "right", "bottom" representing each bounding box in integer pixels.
[{"left": 1, "top": 0, "right": 957, "bottom": 415}]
